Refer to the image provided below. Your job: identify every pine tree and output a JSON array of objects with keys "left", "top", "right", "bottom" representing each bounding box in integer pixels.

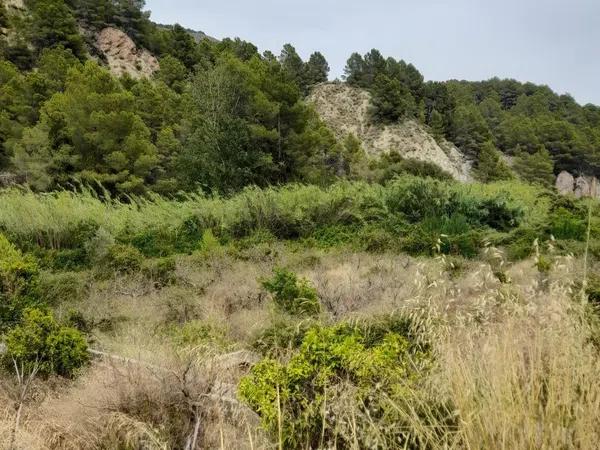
[
  {"left": 474, "top": 141, "right": 513, "bottom": 183},
  {"left": 429, "top": 109, "right": 445, "bottom": 138},
  {"left": 513, "top": 147, "right": 555, "bottom": 187},
  {"left": 280, "top": 43, "right": 304, "bottom": 87},
  {"left": 30, "top": 0, "right": 85, "bottom": 59},
  {"left": 303, "top": 51, "right": 329, "bottom": 87}
]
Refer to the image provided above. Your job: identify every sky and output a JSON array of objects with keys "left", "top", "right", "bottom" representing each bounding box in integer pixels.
[{"left": 145, "top": 0, "right": 600, "bottom": 105}]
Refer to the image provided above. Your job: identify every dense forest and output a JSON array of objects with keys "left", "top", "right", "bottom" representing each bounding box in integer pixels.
[
  {"left": 2, "top": 2, "right": 600, "bottom": 449},
  {"left": 1, "top": 0, "right": 600, "bottom": 197}
]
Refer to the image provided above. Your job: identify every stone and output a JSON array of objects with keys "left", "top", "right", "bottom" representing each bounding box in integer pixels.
[
  {"left": 96, "top": 27, "right": 159, "bottom": 79},
  {"left": 555, "top": 171, "right": 575, "bottom": 195}
]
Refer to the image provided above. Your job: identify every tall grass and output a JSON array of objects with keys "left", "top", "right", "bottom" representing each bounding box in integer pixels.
[{"left": 0, "top": 178, "right": 537, "bottom": 252}]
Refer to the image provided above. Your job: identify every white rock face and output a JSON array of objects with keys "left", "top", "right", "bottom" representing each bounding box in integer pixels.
[
  {"left": 307, "top": 82, "right": 472, "bottom": 181},
  {"left": 96, "top": 27, "right": 159, "bottom": 79},
  {"left": 555, "top": 171, "right": 600, "bottom": 198},
  {"left": 5, "top": 0, "right": 24, "bottom": 9},
  {"left": 555, "top": 171, "right": 575, "bottom": 195}
]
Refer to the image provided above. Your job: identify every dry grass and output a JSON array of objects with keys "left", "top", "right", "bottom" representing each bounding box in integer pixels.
[{"left": 2, "top": 245, "right": 600, "bottom": 449}]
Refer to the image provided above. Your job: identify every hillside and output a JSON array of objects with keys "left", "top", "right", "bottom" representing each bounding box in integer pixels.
[
  {"left": 309, "top": 82, "right": 472, "bottom": 181},
  {"left": 2, "top": 2, "right": 600, "bottom": 450}
]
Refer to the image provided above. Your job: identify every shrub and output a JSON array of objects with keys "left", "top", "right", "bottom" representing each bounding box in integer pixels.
[
  {"left": 252, "top": 319, "right": 315, "bottom": 356},
  {"left": 261, "top": 269, "right": 321, "bottom": 316},
  {"left": 165, "top": 321, "right": 230, "bottom": 349},
  {"left": 386, "top": 176, "right": 451, "bottom": 223},
  {"left": 357, "top": 225, "right": 397, "bottom": 253},
  {"left": 0, "top": 235, "right": 41, "bottom": 330},
  {"left": 3, "top": 308, "right": 89, "bottom": 378},
  {"left": 127, "top": 216, "right": 204, "bottom": 257},
  {"left": 549, "top": 208, "right": 587, "bottom": 241},
  {"left": 239, "top": 318, "right": 431, "bottom": 449},
  {"left": 370, "top": 152, "right": 454, "bottom": 183},
  {"left": 38, "top": 271, "right": 88, "bottom": 305},
  {"left": 308, "top": 225, "right": 357, "bottom": 248},
  {"left": 34, "top": 248, "right": 89, "bottom": 271},
  {"left": 98, "top": 244, "right": 143, "bottom": 277},
  {"left": 142, "top": 257, "right": 177, "bottom": 287}
]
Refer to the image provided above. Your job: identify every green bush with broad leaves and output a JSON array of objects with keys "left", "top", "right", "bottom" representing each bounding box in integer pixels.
[
  {"left": 262, "top": 269, "right": 321, "bottom": 316},
  {"left": 3, "top": 308, "right": 89, "bottom": 378},
  {"left": 0, "top": 234, "right": 41, "bottom": 330},
  {"left": 239, "top": 317, "right": 433, "bottom": 449}
]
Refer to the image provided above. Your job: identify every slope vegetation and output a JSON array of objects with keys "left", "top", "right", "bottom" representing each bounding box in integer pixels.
[{"left": 309, "top": 82, "right": 472, "bottom": 181}]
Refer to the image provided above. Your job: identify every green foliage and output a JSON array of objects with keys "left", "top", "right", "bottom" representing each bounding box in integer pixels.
[
  {"left": 385, "top": 176, "right": 522, "bottom": 230},
  {"left": 448, "top": 104, "right": 492, "bottom": 158},
  {"left": 141, "top": 256, "right": 177, "bottom": 287},
  {"left": 3, "top": 307, "right": 89, "bottom": 378},
  {"left": 369, "top": 151, "right": 453, "bottom": 183},
  {"left": 239, "top": 317, "right": 430, "bottom": 448},
  {"left": 261, "top": 268, "right": 320, "bottom": 316},
  {"left": 474, "top": 141, "right": 513, "bottom": 183},
  {"left": 0, "top": 0, "right": 7, "bottom": 29},
  {"left": 344, "top": 49, "right": 423, "bottom": 124},
  {"left": 165, "top": 320, "right": 230, "bottom": 349},
  {"left": 303, "top": 51, "right": 329, "bottom": 87},
  {"left": 14, "top": 61, "right": 159, "bottom": 194},
  {"left": 37, "top": 270, "right": 88, "bottom": 305},
  {"left": 29, "top": 0, "right": 85, "bottom": 59},
  {"left": 549, "top": 207, "right": 587, "bottom": 241},
  {"left": 98, "top": 244, "right": 143, "bottom": 277},
  {"left": 178, "top": 53, "right": 337, "bottom": 193},
  {"left": 513, "top": 147, "right": 555, "bottom": 187},
  {"left": 0, "top": 234, "right": 41, "bottom": 330}
]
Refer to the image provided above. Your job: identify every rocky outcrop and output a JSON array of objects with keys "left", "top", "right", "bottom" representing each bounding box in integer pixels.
[
  {"left": 556, "top": 171, "right": 576, "bottom": 195},
  {"left": 555, "top": 170, "right": 600, "bottom": 198},
  {"left": 95, "top": 27, "right": 159, "bottom": 79},
  {"left": 5, "top": 0, "right": 24, "bottom": 10},
  {"left": 308, "top": 82, "right": 471, "bottom": 181}
]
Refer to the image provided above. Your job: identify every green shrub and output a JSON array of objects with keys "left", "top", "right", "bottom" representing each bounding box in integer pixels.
[
  {"left": 585, "top": 275, "right": 600, "bottom": 304},
  {"left": 308, "top": 225, "right": 357, "bottom": 248},
  {"left": 3, "top": 308, "right": 89, "bottom": 378},
  {"left": 504, "top": 226, "right": 544, "bottom": 260},
  {"left": 370, "top": 153, "right": 454, "bottom": 183},
  {"left": 239, "top": 318, "right": 430, "bottom": 449},
  {"left": 127, "top": 216, "right": 204, "bottom": 257},
  {"left": 98, "top": 244, "right": 143, "bottom": 277},
  {"left": 386, "top": 176, "right": 451, "bottom": 223},
  {"left": 549, "top": 208, "right": 587, "bottom": 241},
  {"left": 253, "top": 319, "right": 315, "bottom": 356},
  {"left": 38, "top": 271, "right": 88, "bottom": 305},
  {"left": 0, "top": 235, "right": 41, "bottom": 330},
  {"left": 261, "top": 269, "right": 321, "bottom": 316},
  {"left": 142, "top": 257, "right": 177, "bottom": 287},
  {"left": 357, "top": 225, "right": 397, "bottom": 253},
  {"left": 165, "top": 321, "right": 230, "bottom": 349}
]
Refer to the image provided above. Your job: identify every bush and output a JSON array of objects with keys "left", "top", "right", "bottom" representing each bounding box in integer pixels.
[
  {"left": 549, "top": 208, "right": 587, "bottom": 241},
  {"left": 386, "top": 176, "right": 451, "bottom": 223},
  {"left": 370, "top": 153, "right": 454, "bottom": 183},
  {"left": 0, "top": 235, "right": 41, "bottom": 330},
  {"left": 261, "top": 269, "right": 321, "bottom": 316},
  {"left": 165, "top": 321, "right": 230, "bottom": 349},
  {"left": 127, "top": 216, "right": 204, "bottom": 257},
  {"left": 142, "top": 257, "right": 177, "bottom": 287},
  {"left": 239, "top": 318, "right": 431, "bottom": 449},
  {"left": 98, "top": 244, "right": 143, "bottom": 277},
  {"left": 252, "top": 319, "right": 315, "bottom": 356},
  {"left": 38, "top": 271, "right": 88, "bottom": 305},
  {"left": 34, "top": 248, "right": 89, "bottom": 271},
  {"left": 400, "top": 215, "right": 481, "bottom": 258},
  {"left": 3, "top": 308, "right": 89, "bottom": 378}
]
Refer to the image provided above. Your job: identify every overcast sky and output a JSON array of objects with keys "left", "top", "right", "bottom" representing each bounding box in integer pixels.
[{"left": 145, "top": 0, "right": 600, "bottom": 105}]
